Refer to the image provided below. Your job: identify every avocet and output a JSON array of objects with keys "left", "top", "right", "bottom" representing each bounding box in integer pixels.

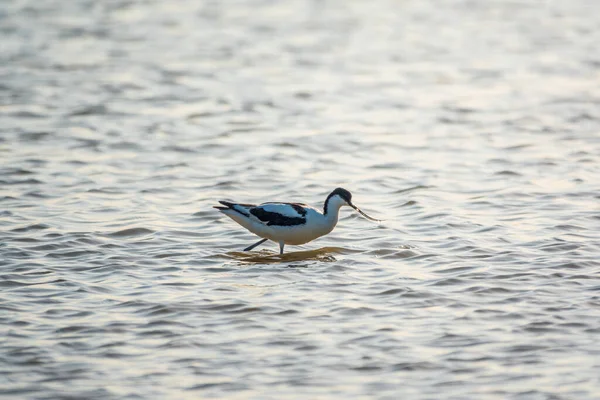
[{"left": 214, "top": 188, "right": 379, "bottom": 254}]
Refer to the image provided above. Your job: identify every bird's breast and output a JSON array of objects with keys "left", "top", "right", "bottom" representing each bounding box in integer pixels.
[{"left": 276, "top": 217, "right": 334, "bottom": 245}]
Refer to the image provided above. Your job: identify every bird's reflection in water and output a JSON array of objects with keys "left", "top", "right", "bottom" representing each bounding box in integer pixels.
[{"left": 223, "top": 247, "right": 358, "bottom": 264}]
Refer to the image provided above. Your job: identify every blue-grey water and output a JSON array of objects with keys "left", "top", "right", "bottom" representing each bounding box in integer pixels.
[{"left": 1, "top": 0, "right": 600, "bottom": 399}]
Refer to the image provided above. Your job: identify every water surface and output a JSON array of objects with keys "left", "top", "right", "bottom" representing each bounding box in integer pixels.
[{"left": 1, "top": 0, "right": 600, "bottom": 399}]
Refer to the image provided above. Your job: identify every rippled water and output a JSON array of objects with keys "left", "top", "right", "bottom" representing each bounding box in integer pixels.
[{"left": 2, "top": 0, "right": 600, "bottom": 398}]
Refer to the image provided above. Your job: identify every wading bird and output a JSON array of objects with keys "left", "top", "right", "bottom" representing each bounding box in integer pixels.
[{"left": 214, "top": 188, "right": 379, "bottom": 254}]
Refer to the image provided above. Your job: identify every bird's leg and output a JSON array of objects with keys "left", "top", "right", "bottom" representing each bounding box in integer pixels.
[
  {"left": 279, "top": 241, "right": 285, "bottom": 255},
  {"left": 243, "top": 238, "right": 268, "bottom": 252}
]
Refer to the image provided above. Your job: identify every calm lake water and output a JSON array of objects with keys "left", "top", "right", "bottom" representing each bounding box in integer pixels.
[{"left": 1, "top": 0, "right": 600, "bottom": 399}]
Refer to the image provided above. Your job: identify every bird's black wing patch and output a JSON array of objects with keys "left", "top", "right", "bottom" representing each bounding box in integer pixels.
[
  {"left": 290, "top": 203, "right": 308, "bottom": 217},
  {"left": 262, "top": 202, "right": 308, "bottom": 217},
  {"left": 250, "top": 207, "right": 306, "bottom": 226}
]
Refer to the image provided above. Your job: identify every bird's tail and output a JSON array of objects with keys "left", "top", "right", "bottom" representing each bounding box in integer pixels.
[
  {"left": 213, "top": 200, "right": 234, "bottom": 211},
  {"left": 213, "top": 201, "right": 252, "bottom": 217}
]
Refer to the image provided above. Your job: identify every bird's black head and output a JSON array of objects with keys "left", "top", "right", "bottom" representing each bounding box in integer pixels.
[
  {"left": 324, "top": 187, "right": 353, "bottom": 214},
  {"left": 330, "top": 187, "right": 352, "bottom": 203},
  {"left": 323, "top": 187, "right": 380, "bottom": 222}
]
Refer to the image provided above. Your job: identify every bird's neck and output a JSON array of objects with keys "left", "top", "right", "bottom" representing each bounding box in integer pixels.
[
  {"left": 323, "top": 200, "right": 342, "bottom": 224},
  {"left": 316, "top": 206, "right": 337, "bottom": 235}
]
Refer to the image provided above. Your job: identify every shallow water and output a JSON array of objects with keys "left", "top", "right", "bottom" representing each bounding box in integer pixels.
[{"left": 1, "top": 0, "right": 600, "bottom": 399}]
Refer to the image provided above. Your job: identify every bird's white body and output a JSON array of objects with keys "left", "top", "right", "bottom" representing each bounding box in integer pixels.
[
  {"left": 219, "top": 201, "right": 341, "bottom": 245},
  {"left": 214, "top": 188, "right": 377, "bottom": 254}
]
